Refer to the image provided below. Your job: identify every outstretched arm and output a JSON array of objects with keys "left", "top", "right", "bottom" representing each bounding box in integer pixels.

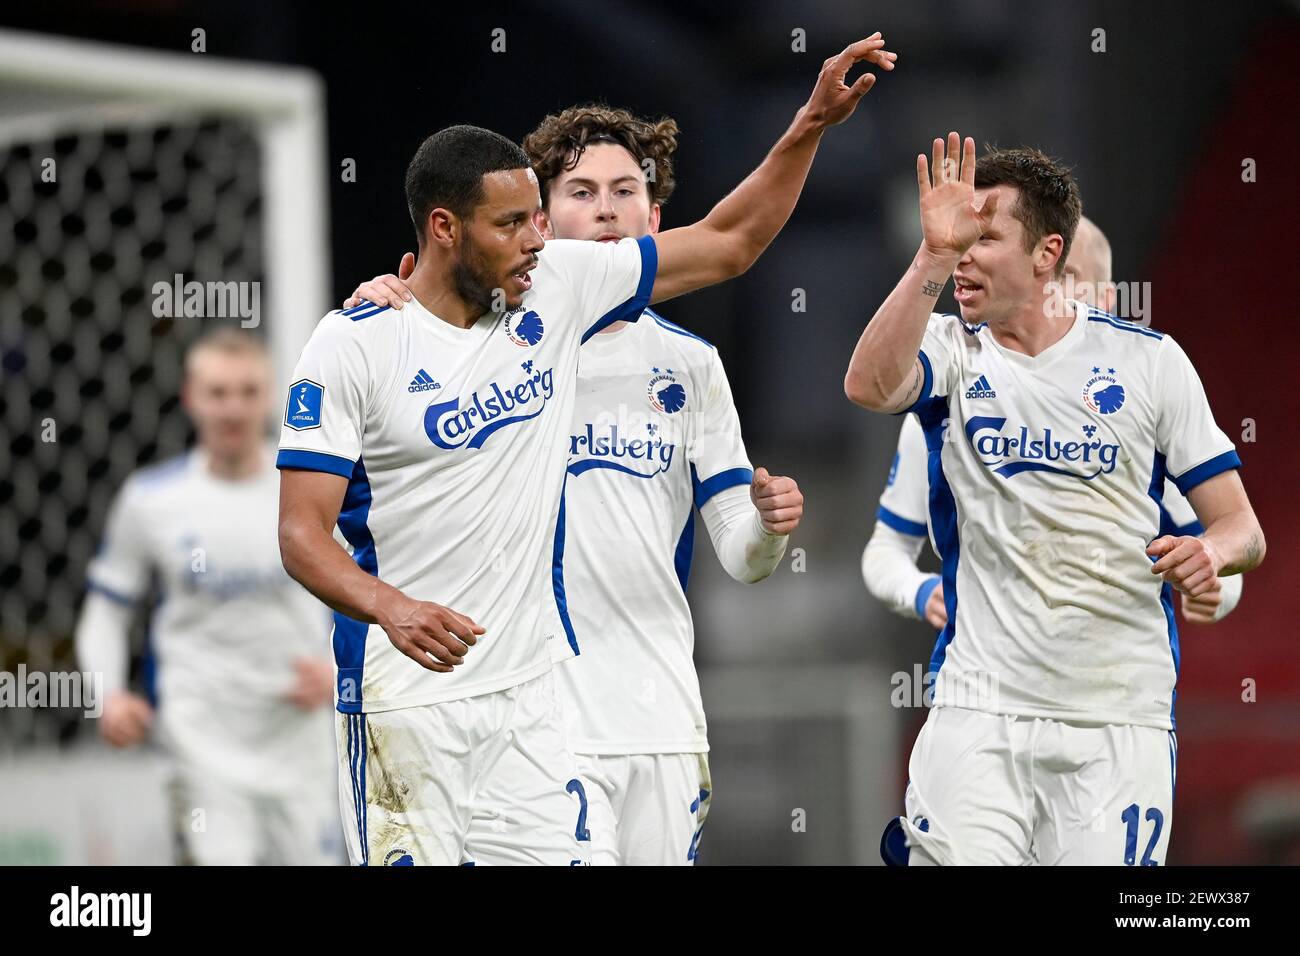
[
  {"left": 650, "top": 34, "right": 896, "bottom": 304},
  {"left": 845, "top": 133, "right": 998, "bottom": 412},
  {"left": 344, "top": 44, "right": 895, "bottom": 318}
]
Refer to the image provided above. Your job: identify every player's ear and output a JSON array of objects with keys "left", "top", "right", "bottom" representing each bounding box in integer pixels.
[
  {"left": 648, "top": 203, "right": 662, "bottom": 235},
  {"left": 1037, "top": 233, "right": 1064, "bottom": 276},
  {"left": 534, "top": 208, "right": 556, "bottom": 241},
  {"left": 427, "top": 208, "right": 457, "bottom": 249}
]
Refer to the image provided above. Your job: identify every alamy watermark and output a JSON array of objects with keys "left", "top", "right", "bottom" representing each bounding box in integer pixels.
[
  {"left": 1044, "top": 274, "right": 1151, "bottom": 325},
  {"left": 152, "top": 273, "right": 261, "bottom": 328},
  {"left": 0, "top": 665, "right": 103, "bottom": 718},
  {"left": 50, "top": 886, "right": 150, "bottom": 936},
  {"left": 891, "top": 664, "right": 1001, "bottom": 712}
]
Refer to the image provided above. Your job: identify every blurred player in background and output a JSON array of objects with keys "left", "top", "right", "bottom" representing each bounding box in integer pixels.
[
  {"left": 348, "top": 104, "right": 808, "bottom": 865},
  {"left": 863, "top": 216, "right": 1243, "bottom": 631},
  {"left": 845, "top": 135, "right": 1265, "bottom": 865},
  {"left": 279, "top": 34, "right": 892, "bottom": 866},
  {"left": 75, "top": 329, "right": 339, "bottom": 865}
]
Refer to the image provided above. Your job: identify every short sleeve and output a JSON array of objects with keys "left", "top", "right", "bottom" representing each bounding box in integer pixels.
[
  {"left": 689, "top": 348, "right": 753, "bottom": 509},
  {"left": 1155, "top": 336, "right": 1240, "bottom": 494},
  {"left": 277, "top": 314, "right": 369, "bottom": 478},
  {"left": 904, "top": 313, "right": 963, "bottom": 413},
  {"left": 85, "top": 479, "right": 151, "bottom": 606},
  {"left": 540, "top": 236, "right": 658, "bottom": 342},
  {"left": 877, "top": 414, "right": 930, "bottom": 537}
]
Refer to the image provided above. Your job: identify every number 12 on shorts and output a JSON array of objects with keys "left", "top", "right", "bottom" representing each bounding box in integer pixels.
[{"left": 1121, "top": 803, "right": 1164, "bottom": 866}]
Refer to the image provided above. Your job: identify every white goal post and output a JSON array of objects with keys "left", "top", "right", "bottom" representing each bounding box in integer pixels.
[{"left": 0, "top": 27, "right": 330, "bottom": 386}]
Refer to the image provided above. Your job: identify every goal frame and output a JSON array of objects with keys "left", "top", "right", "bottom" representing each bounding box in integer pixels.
[{"left": 0, "top": 27, "right": 331, "bottom": 387}]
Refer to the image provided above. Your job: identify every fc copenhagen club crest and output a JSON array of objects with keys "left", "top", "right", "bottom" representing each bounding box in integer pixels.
[
  {"left": 647, "top": 367, "right": 686, "bottom": 414},
  {"left": 1083, "top": 366, "right": 1125, "bottom": 415},
  {"left": 504, "top": 308, "right": 544, "bottom": 347}
]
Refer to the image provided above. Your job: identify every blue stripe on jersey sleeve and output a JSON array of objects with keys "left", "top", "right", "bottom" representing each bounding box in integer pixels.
[
  {"left": 877, "top": 505, "right": 928, "bottom": 537},
  {"left": 650, "top": 311, "right": 714, "bottom": 349},
  {"left": 898, "top": 350, "right": 934, "bottom": 416},
  {"left": 913, "top": 575, "right": 942, "bottom": 621},
  {"left": 581, "top": 234, "right": 659, "bottom": 343},
  {"left": 692, "top": 466, "right": 754, "bottom": 509},
  {"left": 342, "top": 301, "right": 392, "bottom": 321},
  {"left": 1171, "top": 449, "right": 1242, "bottom": 495},
  {"left": 277, "top": 448, "right": 357, "bottom": 478},
  {"left": 87, "top": 578, "right": 139, "bottom": 607},
  {"left": 347, "top": 304, "right": 391, "bottom": 321},
  {"left": 1085, "top": 313, "right": 1164, "bottom": 340}
]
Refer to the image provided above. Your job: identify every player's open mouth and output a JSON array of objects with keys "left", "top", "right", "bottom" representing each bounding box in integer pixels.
[
  {"left": 511, "top": 265, "right": 535, "bottom": 292},
  {"left": 954, "top": 278, "right": 983, "bottom": 303}
]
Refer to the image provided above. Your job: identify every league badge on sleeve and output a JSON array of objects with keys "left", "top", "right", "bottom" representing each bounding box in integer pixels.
[{"left": 285, "top": 379, "right": 324, "bottom": 430}]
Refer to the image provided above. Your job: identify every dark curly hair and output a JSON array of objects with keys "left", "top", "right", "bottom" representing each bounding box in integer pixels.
[
  {"left": 974, "top": 146, "right": 1081, "bottom": 275},
  {"left": 522, "top": 104, "right": 680, "bottom": 209}
]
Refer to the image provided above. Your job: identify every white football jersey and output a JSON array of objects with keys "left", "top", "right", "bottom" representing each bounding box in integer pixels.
[
  {"left": 277, "top": 236, "right": 657, "bottom": 713},
  {"left": 550, "top": 310, "right": 753, "bottom": 754},
  {"left": 905, "top": 301, "right": 1239, "bottom": 730},
  {"left": 882, "top": 412, "right": 1204, "bottom": 555},
  {"left": 85, "top": 446, "right": 335, "bottom": 792}
]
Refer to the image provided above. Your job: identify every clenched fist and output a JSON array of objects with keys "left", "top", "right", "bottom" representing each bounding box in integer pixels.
[
  {"left": 1147, "top": 535, "right": 1221, "bottom": 598},
  {"left": 751, "top": 467, "right": 804, "bottom": 536}
]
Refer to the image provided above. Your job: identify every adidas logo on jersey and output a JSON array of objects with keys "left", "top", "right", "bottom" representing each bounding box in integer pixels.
[
  {"left": 408, "top": 369, "right": 442, "bottom": 393},
  {"left": 965, "top": 374, "right": 996, "bottom": 399}
]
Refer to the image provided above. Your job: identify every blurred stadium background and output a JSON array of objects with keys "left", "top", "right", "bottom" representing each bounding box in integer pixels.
[{"left": 0, "top": 0, "right": 1296, "bottom": 864}]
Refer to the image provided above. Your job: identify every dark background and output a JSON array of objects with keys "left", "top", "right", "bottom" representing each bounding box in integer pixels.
[{"left": 2, "top": 0, "right": 1297, "bottom": 864}]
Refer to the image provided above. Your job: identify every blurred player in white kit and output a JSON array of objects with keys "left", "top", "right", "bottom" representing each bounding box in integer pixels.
[{"left": 75, "top": 329, "right": 341, "bottom": 865}]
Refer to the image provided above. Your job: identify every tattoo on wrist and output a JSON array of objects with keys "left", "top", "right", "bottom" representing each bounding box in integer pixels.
[{"left": 921, "top": 279, "right": 943, "bottom": 298}]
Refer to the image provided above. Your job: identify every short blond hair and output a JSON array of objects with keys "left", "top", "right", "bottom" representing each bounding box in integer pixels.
[{"left": 184, "top": 328, "right": 268, "bottom": 376}]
